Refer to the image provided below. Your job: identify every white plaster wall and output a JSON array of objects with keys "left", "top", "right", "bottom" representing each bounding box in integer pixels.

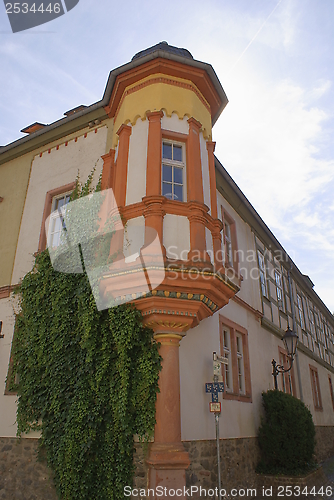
[
  {"left": 217, "top": 190, "right": 262, "bottom": 313},
  {"left": 12, "top": 127, "right": 107, "bottom": 285},
  {"left": 126, "top": 119, "right": 148, "bottom": 205},
  {"left": 180, "top": 298, "right": 298, "bottom": 441},
  {"left": 163, "top": 214, "right": 190, "bottom": 260},
  {"left": 123, "top": 216, "right": 145, "bottom": 260},
  {"left": 0, "top": 297, "right": 18, "bottom": 436},
  {"left": 180, "top": 280, "right": 334, "bottom": 441},
  {"left": 297, "top": 350, "right": 334, "bottom": 426},
  {"left": 200, "top": 132, "right": 211, "bottom": 214},
  {"left": 179, "top": 304, "right": 259, "bottom": 440},
  {"left": 0, "top": 294, "right": 42, "bottom": 438},
  {"left": 161, "top": 113, "right": 189, "bottom": 134}
]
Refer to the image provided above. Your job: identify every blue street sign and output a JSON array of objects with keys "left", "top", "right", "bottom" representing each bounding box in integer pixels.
[{"left": 205, "top": 382, "right": 224, "bottom": 402}]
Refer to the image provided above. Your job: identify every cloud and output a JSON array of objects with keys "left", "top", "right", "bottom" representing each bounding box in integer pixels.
[{"left": 213, "top": 68, "right": 334, "bottom": 309}]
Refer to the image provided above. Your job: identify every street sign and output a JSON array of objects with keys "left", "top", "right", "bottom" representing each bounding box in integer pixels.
[
  {"left": 205, "top": 382, "right": 224, "bottom": 402},
  {"left": 209, "top": 402, "right": 221, "bottom": 413}
]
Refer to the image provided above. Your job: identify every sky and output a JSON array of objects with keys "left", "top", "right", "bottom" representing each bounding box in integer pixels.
[{"left": 1, "top": 0, "right": 333, "bottom": 312}]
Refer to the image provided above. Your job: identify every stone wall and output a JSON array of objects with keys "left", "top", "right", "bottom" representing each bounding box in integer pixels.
[
  {"left": 0, "top": 437, "right": 57, "bottom": 500},
  {"left": 183, "top": 437, "right": 260, "bottom": 496},
  {"left": 315, "top": 427, "right": 334, "bottom": 463},
  {"left": 1, "top": 430, "right": 333, "bottom": 499}
]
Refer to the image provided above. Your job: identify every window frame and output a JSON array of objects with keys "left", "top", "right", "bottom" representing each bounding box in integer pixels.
[
  {"left": 161, "top": 138, "right": 187, "bottom": 202},
  {"left": 274, "top": 268, "right": 284, "bottom": 310},
  {"left": 296, "top": 293, "right": 305, "bottom": 330},
  {"left": 257, "top": 250, "right": 268, "bottom": 299},
  {"left": 219, "top": 315, "right": 252, "bottom": 402},
  {"left": 309, "top": 365, "right": 323, "bottom": 411},
  {"left": 4, "top": 319, "right": 19, "bottom": 396},
  {"left": 221, "top": 208, "right": 239, "bottom": 272},
  {"left": 329, "top": 376, "right": 334, "bottom": 411},
  {"left": 38, "top": 182, "right": 76, "bottom": 252},
  {"left": 47, "top": 191, "right": 72, "bottom": 249}
]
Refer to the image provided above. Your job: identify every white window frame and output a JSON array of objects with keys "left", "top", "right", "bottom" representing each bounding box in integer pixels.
[
  {"left": 296, "top": 293, "right": 305, "bottom": 330},
  {"left": 47, "top": 192, "right": 72, "bottom": 249},
  {"left": 257, "top": 250, "right": 268, "bottom": 298},
  {"left": 236, "top": 333, "right": 245, "bottom": 394},
  {"left": 274, "top": 269, "right": 284, "bottom": 310},
  {"left": 222, "top": 327, "right": 233, "bottom": 393},
  {"left": 161, "top": 140, "right": 186, "bottom": 202},
  {"left": 224, "top": 220, "right": 233, "bottom": 267}
]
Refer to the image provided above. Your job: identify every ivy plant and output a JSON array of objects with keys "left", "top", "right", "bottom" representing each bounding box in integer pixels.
[{"left": 10, "top": 173, "right": 161, "bottom": 499}]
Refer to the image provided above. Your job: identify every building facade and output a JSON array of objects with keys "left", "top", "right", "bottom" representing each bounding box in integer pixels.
[{"left": 1, "top": 42, "right": 334, "bottom": 496}]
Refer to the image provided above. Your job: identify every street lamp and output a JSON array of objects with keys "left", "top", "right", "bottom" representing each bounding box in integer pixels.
[{"left": 272, "top": 326, "right": 298, "bottom": 390}]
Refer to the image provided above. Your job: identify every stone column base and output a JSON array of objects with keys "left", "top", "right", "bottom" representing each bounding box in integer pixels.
[{"left": 147, "top": 442, "right": 190, "bottom": 499}]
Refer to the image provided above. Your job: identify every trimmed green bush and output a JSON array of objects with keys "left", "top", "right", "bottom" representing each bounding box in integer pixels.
[
  {"left": 10, "top": 174, "right": 162, "bottom": 499},
  {"left": 257, "top": 390, "right": 316, "bottom": 475}
]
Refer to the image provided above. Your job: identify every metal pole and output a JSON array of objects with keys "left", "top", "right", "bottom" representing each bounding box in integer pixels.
[
  {"left": 213, "top": 369, "right": 222, "bottom": 500},
  {"left": 215, "top": 413, "right": 222, "bottom": 500}
]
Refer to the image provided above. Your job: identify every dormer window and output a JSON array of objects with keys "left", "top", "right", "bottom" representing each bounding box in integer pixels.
[{"left": 162, "top": 141, "right": 185, "bottom": 201}]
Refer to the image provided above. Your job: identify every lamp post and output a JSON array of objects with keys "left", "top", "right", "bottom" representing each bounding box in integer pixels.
[{"left": 272, "top": 326, "right": 298, "bottom": 390}]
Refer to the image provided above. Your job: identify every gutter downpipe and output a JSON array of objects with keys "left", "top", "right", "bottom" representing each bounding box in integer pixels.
[{"left": 288, "top": 266, "right": 304, "bottom": 402}]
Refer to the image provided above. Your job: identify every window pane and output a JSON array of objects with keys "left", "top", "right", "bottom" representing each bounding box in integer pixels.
[
  {"left": 56, "top": 197, "right": 66, "bottom": 210},
  {"left": 52, "top": 216, "right": 62, "bottom": 234},
  {"left": 173, "top": 145, "right": 182, "bottom": 162},
  {"left": 224, "top": 222, "right": 231, "bottom": 240},
  {"left": 174, "top": 167, "right": 183, "bottom": 185},
  {"left": 174, "top": 184, "right": 183, "bottom": 201},
  {"left": 223, "top": 330, "right": 229, "bottom": 348},
  {"left": 162, "top": 182, "right": 173, "bottom": 198},
  {"left": 236, "top": 336, "right": 242, "bottom": 354},
  {"left": 162, "top": 165, "right": 172, "bottom": 182},
  {"left": 51, "top": 232, "right": 60, "bottom": 248},
  {"left": 162, "top": 143, "right": 172, "bottom": 160}
]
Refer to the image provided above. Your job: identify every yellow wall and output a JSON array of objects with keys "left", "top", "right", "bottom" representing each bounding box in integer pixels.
[
  {"left": 0, "top": 154, "right": 32, "bottom": 287},
  {"left": 112, "top": 74, "right": 212, "bottom": 148},
  {"left": 0, "top": 117, "right": 115, "bottom": 289}
]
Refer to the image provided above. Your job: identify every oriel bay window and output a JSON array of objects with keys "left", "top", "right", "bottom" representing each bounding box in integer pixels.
[
  {"left": 219, "top": 315, "right": 252, "bottom": 402},
  {"left": 162, "top": 141, "right": 185, "bottom": 202}
]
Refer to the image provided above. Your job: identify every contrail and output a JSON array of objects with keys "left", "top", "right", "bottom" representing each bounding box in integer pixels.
[{"left": 228, "top": 0, "right": 283, "bottom": 75}]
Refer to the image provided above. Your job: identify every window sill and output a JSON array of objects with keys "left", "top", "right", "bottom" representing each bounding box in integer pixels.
[
  {"left": 4, "top": 389, "right": 18, "bottom": 396},
  {"left": 223, "top": 392, "right": 252, "bottom": 403}
]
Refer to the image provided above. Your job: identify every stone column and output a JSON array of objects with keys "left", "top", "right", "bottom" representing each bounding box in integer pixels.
[
  {"left": 187, "top": 118, "right": 209, "bottom": 263},
  {"left": 187, "top": 118, "right": 204, "bottom": 203},
  {"left": 206, "top": 141, "right": 217, "bottom": 219},
  {"left": 113, "top": 124, "right": 131, "bottom": 208},
  {"left": 101, "top": 148, "right": 115, "bottom": 191},
  {"left": 146, "top": 111, "right": 164, "bottom": 196},
  {"left": 147, "top": 333, "right": 190, "bottom": 499},
  {"left": 143, "top": 110, "right": 165, "bottom": 255}
]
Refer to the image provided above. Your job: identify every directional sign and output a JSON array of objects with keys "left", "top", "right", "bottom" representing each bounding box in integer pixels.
[
  {"left": 205, "top": 382, "right": 224, "bottom": 402},
  {"left": 210, "top": 402, "right": 221, "bottom": 413}
]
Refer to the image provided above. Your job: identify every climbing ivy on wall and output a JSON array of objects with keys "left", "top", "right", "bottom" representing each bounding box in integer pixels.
[{"left": 10, "top": 174, "right": 161, "bottom": 499}]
